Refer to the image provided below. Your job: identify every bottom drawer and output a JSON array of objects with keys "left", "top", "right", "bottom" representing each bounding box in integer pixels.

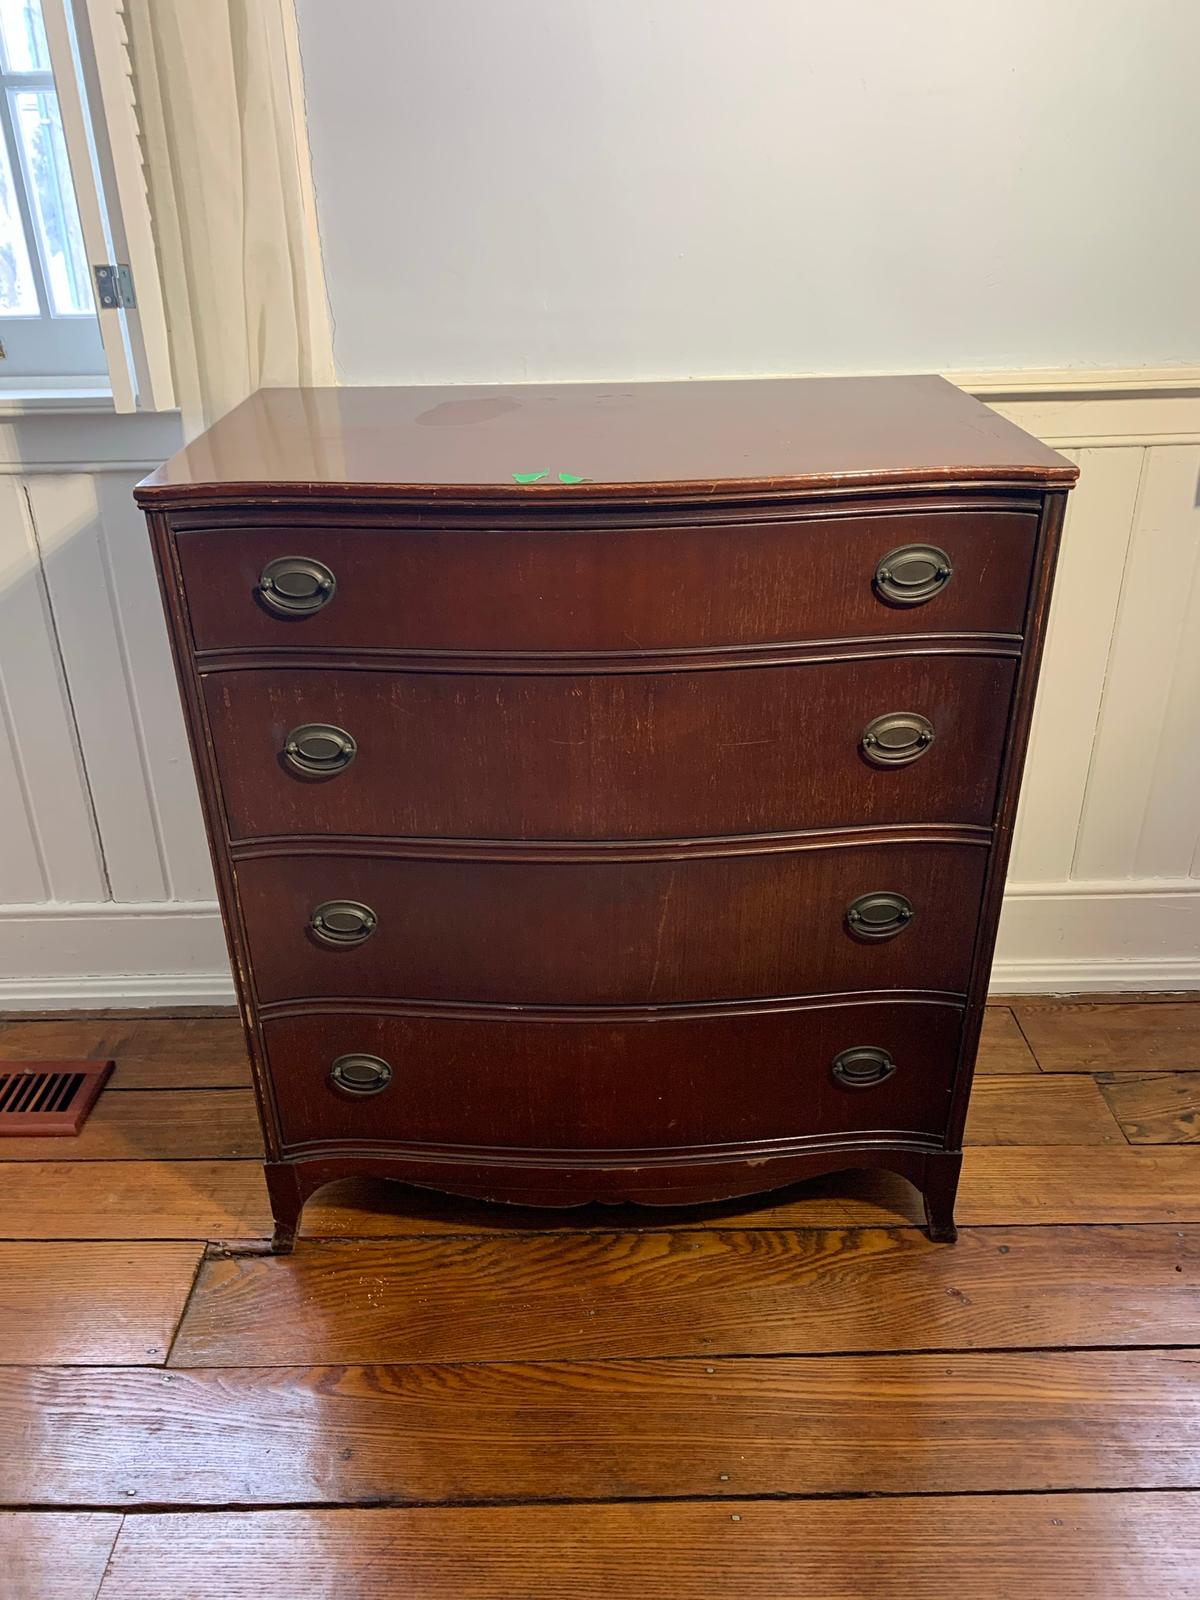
[{"left": 264, "top": 999, "right": 963, "bottom": 1155}]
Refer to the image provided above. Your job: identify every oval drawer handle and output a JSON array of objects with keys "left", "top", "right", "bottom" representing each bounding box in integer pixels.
[
  {"left": 831, "top": 1046, "right": 897, "bottom": 1089},
  {"left": 846, "top": 891, "right": 914, "bottom": 941},
  {"left": 329, "top": 1053, "right": 393, "bottom": 1097},
  {"left": 310, "top": 899, "right": 377, "bottom": 947},
  {"left": 874, "top": 544, "right": 953, "bottom": 607},
  {"left": 283, "top": 723, "right": 357, "bottom": 777},
  {"left": 257, "top": 556, "right": 337, "bottom": 617},
  {"left": 860, "top": 711, "right": 935, "bottom": 768}
]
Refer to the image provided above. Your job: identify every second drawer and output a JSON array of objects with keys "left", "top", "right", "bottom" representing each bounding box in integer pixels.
[
  {"left": 236, "top": 841, "right": 988, "bottom": 1006},
  {"left": 205, "top": 654, "right": 1017, "bottom": 841}
]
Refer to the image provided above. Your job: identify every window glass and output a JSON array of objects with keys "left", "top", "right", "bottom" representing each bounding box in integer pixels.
[
  {"left": 12, "top": 86, "right": 92, "bottom": 313},
  {"left": 0, "top": 0, "right": 50, "bottom": 73},
  {"left": 0, "top": 113, "right": 36, "bottom": 313}
]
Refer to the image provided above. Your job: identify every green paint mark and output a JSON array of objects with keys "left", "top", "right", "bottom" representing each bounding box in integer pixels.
[
  {"left": 558, "top": 471, "right": 585, "bottom": 484},
  {"left": 512, "top": 470, "right": 548, "bottom": 484}
]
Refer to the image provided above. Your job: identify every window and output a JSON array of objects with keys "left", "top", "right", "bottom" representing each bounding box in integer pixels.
[{"left": 0, "top": 0, "right": 104, "bottom": 380}]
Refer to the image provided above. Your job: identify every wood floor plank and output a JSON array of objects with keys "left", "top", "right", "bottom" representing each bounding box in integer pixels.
[
  {"left": 1098, "top": 1071, "right": 1200, "bottom": 1143},
  {"left": 1015, "top": 1000, "right": 1200, "bottom": 1072},
  {"left": 701, "top": 1146, "right": 1200, "bottom": 1229},
  {"left": 108, "top": 1054, "right": 253, "bottom": 1091},
  {"left": 11, "top": 1145, "right": 1199, "bottom": 1242},
  {"left": 94, "top": 1494, "right": 1200, "bottom": 1599},
  {"left": 0, "top": 1242, "right": 203, "bottom": 1363},
  {"left": 0, "top": 1019, "right": 134, "bottom": 1059},
  {"left": 300, "top": 1145, "right": 1200, "bottom": 1237},
  {"left": 170, "top": 1225, "right": 1200, "bottom": 1367},
  {"left": 964, "top": 1075, "right": 1124, "bottom": 1144},
  {"left": 0, "top": 1018, "right": 251, "bottom": 1088},
  {"left": 975, "top": 1006, "right": 1040, "bottom": 1073},
  {"left": 9, "top": 1349, "right": 1200, "bottom": 1507},
  {"left": 0, "top": 1512, "right": 121, "bottom": 1600},
  {"left": 0, "top": 1090, "right": 262, "bottom": 1161},
  {"left": 954, "top": 1146, "right": 1200, "bottom": 1224},
  {"left": 0, "top": 1162, "right": 271, "bottom": 1239}
]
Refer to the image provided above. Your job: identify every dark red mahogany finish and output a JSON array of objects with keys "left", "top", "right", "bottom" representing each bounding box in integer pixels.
[{"left": 137, "top": 377, "right": 1076, "bottom": 1249}]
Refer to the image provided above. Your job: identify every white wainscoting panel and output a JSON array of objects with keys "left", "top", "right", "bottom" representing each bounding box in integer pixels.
[
  {"left": 25, "top": 472, "right": 215, "bottom": 904},
  {"left": 0, "top": 379, "right": 1198, "bottom": 1006},
  {"left": 990, "top": 381, "right": 1200, "bottom": 992},
  {"left": 0, "top": 476, "right": 107, "bottom": 905}
]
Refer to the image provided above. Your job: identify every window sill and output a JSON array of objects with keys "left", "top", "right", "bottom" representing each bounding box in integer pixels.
[{"left": 0, "top": 385, "right": 116, "bottom": 415}]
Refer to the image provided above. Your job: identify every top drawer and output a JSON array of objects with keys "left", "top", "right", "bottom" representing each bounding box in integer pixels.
[{"left": 175, "top": 509, "right": 1038, "bottom": 656}]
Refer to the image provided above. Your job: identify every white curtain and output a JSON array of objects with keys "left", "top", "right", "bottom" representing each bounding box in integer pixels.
[{"left": 124, "top": 0, "right": 335, "bottom": 435}]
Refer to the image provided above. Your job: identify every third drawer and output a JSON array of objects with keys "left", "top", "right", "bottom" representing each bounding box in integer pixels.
[{"left": 236, "top": 841, "right": 988, "bottom": 1005}]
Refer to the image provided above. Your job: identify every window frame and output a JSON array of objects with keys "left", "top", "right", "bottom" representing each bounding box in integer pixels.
[{"left": 0, "top": 0, "right": 106, "bottom": 381}]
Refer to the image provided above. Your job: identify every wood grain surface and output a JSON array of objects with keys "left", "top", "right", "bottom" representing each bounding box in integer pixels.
[
  {"left": 169, "top": 1226, "right": 1200, "bottom": 1367},
  {"left": 179, "top": 509, "right": 1037, "bottom": 655},
  {"left": 237, "top": 841, "right": 986, "bottom": 1006},
  {"left": 1013, "top": 1001, "right": 1200, "bottom": 1072},
  {"left": 0, "top": 1017, "right": 251, "bottom": 1089},
  {"left": 94, "top": 1494, "right": 1198, "bottom": 1599},
  {"left": 0, "top": 1089, "right": 260, "bottom": 1160},
  {"left": 964, "top": 1075, "right": 1123, "bottom": 1144},
  {"left": 135, "top": 376, "right": 1075, "bottom": 502},
  {"left": 0, "top": 1512, "right": 121, "bottom": 1600},
  {"left": 6, "top": 1349, "right": 1200, "bottom": 1507},
  {"left": 204, "top": 654, "right": 1016, "bottom": 842},
  {"left": 0, "top": 1241, "right": 203, "bottom": 1363},
  {"left": 2, "top": 1004, "right": 1199, "bottom": 1595},
  {"left": 0, "top": 1161, "right": 271, "bottom": 1239},
  {"left": 1097, "top": 1071, "right": 1200, "bottom": 1143},
  {"left": 975, "top": 1006, "right": 1040, "bottom": 1073}
]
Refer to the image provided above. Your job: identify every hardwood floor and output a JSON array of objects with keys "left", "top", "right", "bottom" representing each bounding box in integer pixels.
[{"left": 1, "top": 998, "right": 1198, "bottom": 1597}]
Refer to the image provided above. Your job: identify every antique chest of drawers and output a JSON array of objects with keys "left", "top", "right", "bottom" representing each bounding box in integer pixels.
[{"left": 136, "top": 377, "right": 1076, "bottom": 1249}]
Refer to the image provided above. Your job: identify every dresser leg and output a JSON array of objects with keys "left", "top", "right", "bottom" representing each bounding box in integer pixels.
[
  {"left": 265, "top": 1162, "right": 304, "bottom": 1254},
  {"left": 922, "top": 1151, "right": 962, "bottom": 1243}
]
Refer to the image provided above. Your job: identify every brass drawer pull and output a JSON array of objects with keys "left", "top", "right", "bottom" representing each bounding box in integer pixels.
[
  {"left": 861, "top": 711, "right": 935, "bottom": 767},
  {"left": 257, "top": 556, "right": 337, "bottom": 616},
  {"left": 329, "top": 1053, "right": 393, "bottom": 1096},
  {"left": 846, "top": 891, "right": 914, "bottom": 941},
  {"left": 310, "top": 900, "right": 377, "bottom": 947},
  {"left": 831, "top": 1046, "right": 896, "bottom": 1089},
  {"left": 874, "top": 544, "right": 953, "bottom": 606},
  {"left": 283, "top": 723, "right": 357, "bottom": 777}
]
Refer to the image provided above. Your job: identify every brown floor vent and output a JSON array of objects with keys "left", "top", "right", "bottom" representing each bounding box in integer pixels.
[{"left": 0, "top": 1060, "right": 113, "bottom": 1135}]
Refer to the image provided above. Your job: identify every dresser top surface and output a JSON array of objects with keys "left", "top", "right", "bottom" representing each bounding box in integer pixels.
[{"left": 136, "top": 375, "right": 1076, "bottom": 506}]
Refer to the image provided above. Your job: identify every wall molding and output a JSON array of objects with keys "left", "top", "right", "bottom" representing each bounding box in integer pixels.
[
  {"left": 2, "top": 878, "right": 1198, "bottom": 1008},
  {"left": 953, "top": 367, "right": 1200, "bottom": 449},
  {"left": 989, "top": 956, "right": 1200, "bottom": 994},
  {"left": 0, "top": 900, "right": 232, "bottom": 1009}
]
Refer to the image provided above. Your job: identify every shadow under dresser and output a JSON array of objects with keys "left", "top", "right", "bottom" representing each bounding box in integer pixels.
[{"left": 135, "top": 376, "right": 1077, "bottom": 1249}]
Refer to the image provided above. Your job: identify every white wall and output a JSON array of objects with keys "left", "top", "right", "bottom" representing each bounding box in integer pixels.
[
  {"left": 296, "top": 0, "right": 1200, "bottom": 385},
  {"left": 1, "top": 2, "right": 1199, "bottom": 1005}
]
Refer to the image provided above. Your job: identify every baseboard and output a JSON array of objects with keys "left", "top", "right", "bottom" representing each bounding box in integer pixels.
[
  {"left": 988, "top": 956, "right": 1200, "bottom": 994},
  {"left": 0, "top": 971, "right": 239, "bottom": 1008},
  {"left": 2, "top": 883, "right": 1198, "bottom": 1010},
  {"left": 0, "top": 901, "right": 233, "bottom": 1011}
]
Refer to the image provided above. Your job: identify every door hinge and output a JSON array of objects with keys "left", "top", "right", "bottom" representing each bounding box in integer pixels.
[{"left": 93, "top": 262, "right": 137, "bottom": 310}]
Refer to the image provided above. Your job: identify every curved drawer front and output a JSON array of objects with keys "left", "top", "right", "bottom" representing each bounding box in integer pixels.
[
  {"left": 238, "top": 843, "right": 986, "bottom": 1006},
  {"left": 177, "top": 511, "right": 1035, "bottom": 656},
  {"left": 204, "top": 655, "right": 1016, "bottom": 841},
  {"left": 265, "top": 999, "right": 963, "bottom": 1154}
]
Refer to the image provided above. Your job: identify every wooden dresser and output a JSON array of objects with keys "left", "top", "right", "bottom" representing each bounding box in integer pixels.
[{"left": 137, "top": 377, "right": 1076, "bottom": 1249}]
